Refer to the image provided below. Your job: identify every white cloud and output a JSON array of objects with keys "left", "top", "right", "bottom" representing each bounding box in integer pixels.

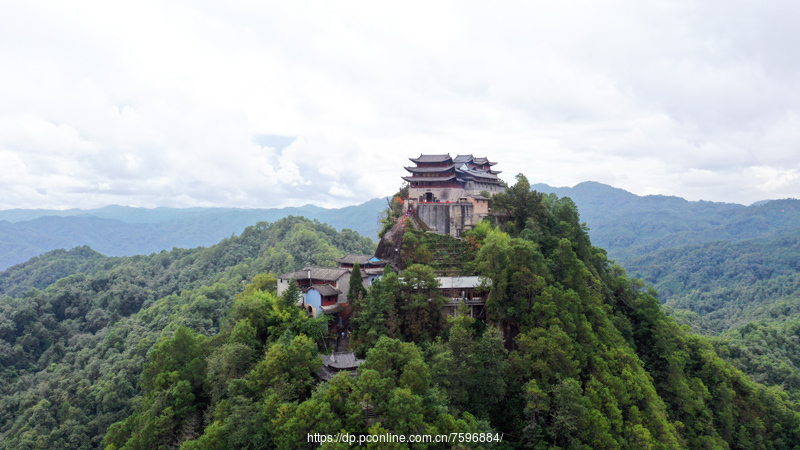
[{"left": 0, "top": 0, "right": 799, "bottom": 210}]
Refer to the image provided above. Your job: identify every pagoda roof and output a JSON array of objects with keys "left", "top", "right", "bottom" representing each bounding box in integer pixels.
[
  {"left": 404, "top": 164, "right": 456, "bottom": 173},
  {"left": 402, "top": 174, "right": 458, "bottom": 183},
  {"left": 409, "top": 154, "right": 452, "bottom": 163},
  {"left": 456, "top": 165, "right": 501, "bottom": 180},
  {"left": 472, "top": 157, "right": 497, "bottom": 166},
  {"left": 453, "top": 154, "right": 474, "bottom": 163}
]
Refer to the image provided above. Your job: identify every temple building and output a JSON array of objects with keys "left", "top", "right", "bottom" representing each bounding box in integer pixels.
[
  {"left": 318, "top": 352, "right": 364, "bottom": 381},
  {"left": 437, "top": 276, "right": 489, "bottom": 319},
  {"left": 334, "top": 255, "right": 386, "bottom": 285},
  {"left": 276, "top": 255, "right": 383, "bottom": 321},
  {"left": 403, "top": 154, "right": 504, "bottom": 203},
  {"left": 277, "top": 267, "right": 357, "bottom": 319},
  {"left": 402, "top": 154, "right": 504, "bottom": 238}
]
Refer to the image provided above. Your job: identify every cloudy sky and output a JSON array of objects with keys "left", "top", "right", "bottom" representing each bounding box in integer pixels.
[{"left": 1, "top": 0, "right": 798, "bottom": 209}]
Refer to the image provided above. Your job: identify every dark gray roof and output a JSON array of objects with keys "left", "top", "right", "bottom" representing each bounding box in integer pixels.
[
  {"left": 404, "top": 154, "right": 502, "bottom": 186},
  {"left": 404, "top": 164, "right": 456, "bottom": 173},
  {"left": 318, "top": 365, "right": 338, "bottom": 381},
  {"left": 402, "top": 175, "right": 457, "bottom": 182},
  {"left": 309, "top": 284, "right": 341, "bottom": 296},
  {"left": 409, "top": 154, "right": 452, "bottom": 163},
  {"left": 456, "top": 166, "right": 501, "bottom": 181},
  {"left": 322, "top": 352, "right": 364, "bottom": 370},
  {"left": 278, "top": 266, "right": 349, "bottom": 281},
  {"left": 436, "top": 276, "right": 490, "bottom": 289},
  {"left": 336, "top": 254, "right": 382, "bottom": 265},
  {"left": 472, "top": 157, "right": 497, "bottom": 166},
  {"left": 321, "top": 304, "right": 346, "bottom": 313}
]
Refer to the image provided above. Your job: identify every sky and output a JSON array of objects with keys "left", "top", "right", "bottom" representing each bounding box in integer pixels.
[{"left": 1, "top": 0, "right": 799, "bottom": 210}]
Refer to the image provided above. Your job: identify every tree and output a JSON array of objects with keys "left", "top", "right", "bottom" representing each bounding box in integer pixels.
[
  {"left": 247, "top": 333, "right": 321, "bottom": 402},
  {"left": 104, "top": 326, "right": 209, "bottom": 449},
  {"left": 347, "top": 263, "right": 367, "bottom": 304},
  {"left": 350, "top": 273, "right": 401, "bottom": 355},
  {"left": 397, "top": 264, "right": 445, "bottom": 342},
  {"left": 492, "top": 173, "right": 545, "bottom": 235}
]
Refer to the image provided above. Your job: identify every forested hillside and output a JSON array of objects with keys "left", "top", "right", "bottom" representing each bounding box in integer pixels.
[
  {"left": 535, "top": 182, "right": 800, "bottom": 403},
  {"left": 0, "top": 217, "right": 373, "bottom": 448},
  {"left": 627, "top": 233, "right": 800, "bottom": 402},
  {"left": 0, "top": 199, "right": 385, "bottom": 270}
]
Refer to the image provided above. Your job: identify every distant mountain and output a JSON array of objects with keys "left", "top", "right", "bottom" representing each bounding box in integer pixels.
[
  {"left": 0, "top": 246, "right": 109, "bottom": 297},
  {"left": 0, "top": 199, "right": 386, "bottom": 270},
  {"left": 533, "top": 181, "right": 800, "bottom": 264}
]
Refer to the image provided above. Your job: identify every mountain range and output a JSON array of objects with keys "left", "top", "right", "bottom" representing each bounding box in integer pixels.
[{"left": 0, "top": 199, "right": 387, "bottom": 270}]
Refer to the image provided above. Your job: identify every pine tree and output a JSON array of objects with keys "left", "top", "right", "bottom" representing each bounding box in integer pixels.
[{"left": 347, "top": 262, "right": 367, "bottom": 304}]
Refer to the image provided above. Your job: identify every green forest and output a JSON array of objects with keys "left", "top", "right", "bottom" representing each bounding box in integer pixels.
[{"left": 2, "top": 177, "right": 800, "bottom": 448}]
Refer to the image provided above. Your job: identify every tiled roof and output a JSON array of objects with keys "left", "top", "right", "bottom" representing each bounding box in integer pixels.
[
  {"left": 336, "top": 254, "right": 377, "bottom": 265},
  {"left": 456, "top": 166, "right": 501, "bottom": 181},
  {"left": 322, "top": 352, "right": 364, "bottom": 370},
  {"left": 309, "top": 284, "right": 341, "bottom": 296},
  {"left": 404, "top": 154, "right": 503, "bottom": 187},
  {"left": 409, "top": 154, "right": 452, "bottom": 163},
  {"left": 404, "top": 164, "right": 456, "bottom": 173},
  {"left": 278, "top": 266, "right": 349, "bottom": 281},
  {"left": 321, "top": 304, "right": 346, "bottom": 313},
  {"left": 435, "top": 276, "right": 491, "bottom": 289},
  {"left": 402, "top": 175, "right": 457, "bottom": 183},
  {"left": 318, "top": 365, "right": 338, "bottom": 381}
]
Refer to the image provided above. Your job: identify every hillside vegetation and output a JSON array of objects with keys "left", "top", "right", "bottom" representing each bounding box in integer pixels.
[
  {"left": 534, "top": 182, "right": 800, "bottom": 403},
  {"left": 0, "top": 217, "right": 373, "bottom": 448}
]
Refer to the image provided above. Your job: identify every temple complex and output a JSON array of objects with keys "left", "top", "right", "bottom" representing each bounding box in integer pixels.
[
  {"left": 402, "top": 154, "right": 504, "bottom": 238},
  {"left": 403, "top": 154, "right": 504, "bottom": 203},
  {"left": 276, "top": 255, "right": 385, "bottom": 322}
]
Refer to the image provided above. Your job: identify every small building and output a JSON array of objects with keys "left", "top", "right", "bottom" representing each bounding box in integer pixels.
[
  {"left": 335, "top": 254, "right": 386, "bottom": 285},
  {"left": 305, "top": 283, "right": 343, "bottom": 317},
  {"left": 318, "top": 352, "right": 364, "bottom": 381},
  {"left": 466, "top": 194, "right": 490, "bottom": 217},
  {"left": 437, "top": 276, "right": 489, "bottom": 319},
  {"left": 277, "top": 266, "right": 369, "bottom": 323}
]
